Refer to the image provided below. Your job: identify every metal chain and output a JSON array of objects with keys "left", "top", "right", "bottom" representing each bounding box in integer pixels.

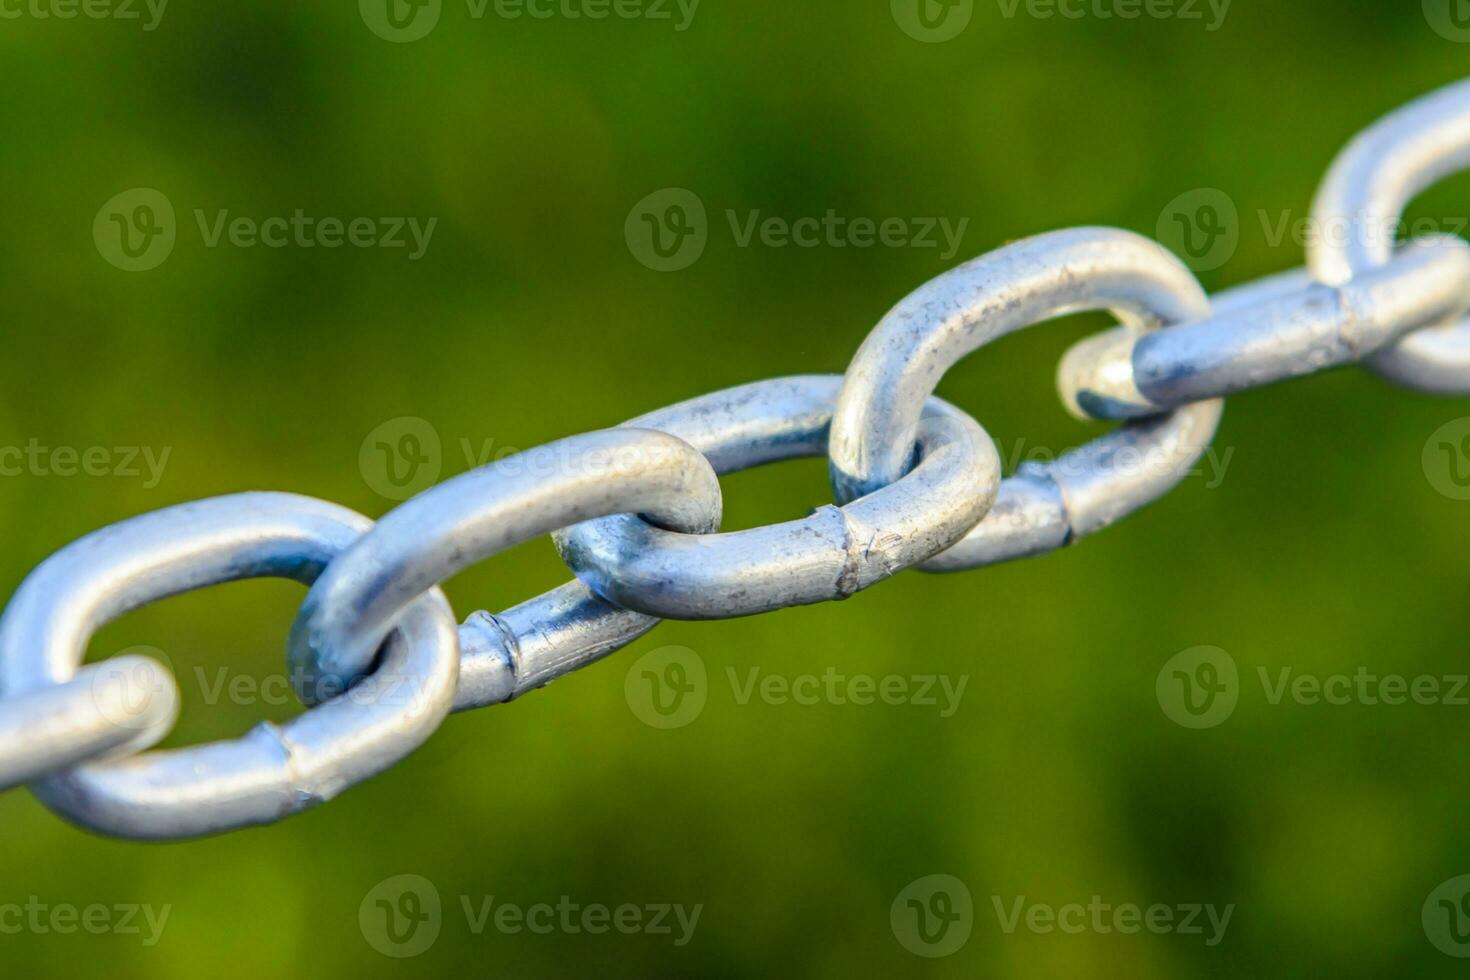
[{"left": 3, "top": 78, "right": 1469, "bottom": 840}]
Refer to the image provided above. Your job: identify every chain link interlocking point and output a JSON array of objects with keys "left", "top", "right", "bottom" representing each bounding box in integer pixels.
[{"left": 3, "top": 78, "right": 1470, "bottom": 840}]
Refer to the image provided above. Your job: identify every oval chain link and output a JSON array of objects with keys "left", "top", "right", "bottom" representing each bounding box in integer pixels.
[
  {"left": 1312, "top": 77, "right": 1470, "bottom": 393},
  {"left": 828, "top": 227, "right": 1220, "bottom": 569},
  {"left": 287, "top": 428, "right": 723, "bottom": 704},
  {"left": 554, "top": 375, "right": 999, "bottom": 619},
  {"left": 1060, "top": 77, "right": 1470, "bottom": 419},
  {"left": 0, "top": 493, "right": 459, "bottom": 839}
]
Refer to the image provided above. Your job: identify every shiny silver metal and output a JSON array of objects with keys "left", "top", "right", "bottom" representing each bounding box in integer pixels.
[
  {"left": 1310, "top": 77, "right": 1470, "bottom": 393},
  {"left": 452, "top": 583, "right": 659, "bottom": 712},
  {"left": 0, "top": 655, "right": 179, "bottom": 790},
  {"left": 0, "top": 493, "right": 459, "bottom": 840},
  {"left": 288, "top": 429, "right": 723, "bottom": 705},
  {"left": 829, "top": 227, "right": 1221, "bottom": 569},
  {"left": 554, "top": 376, "right": 999, "bottom": 620},
  {"left": 1058, "top": 235, "right": 1470, "bottom": 419}
]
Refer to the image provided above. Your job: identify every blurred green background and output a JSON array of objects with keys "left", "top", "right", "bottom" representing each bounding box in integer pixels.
[{"left": 2, "top": 0, "right": 1470, "bottom": 976}]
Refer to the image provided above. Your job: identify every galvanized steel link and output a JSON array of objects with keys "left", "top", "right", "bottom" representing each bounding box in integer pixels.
[
  {"left": 1059, "top": 78, "right": 1470, "bottom": 418},
  {"left": 554, "top": 375, "right": 1000, "bottom": 620},
  {"left": 828, "top": 227, "right": 1221, "bottom": 570},
  {"left": 0, "top": 493, "right": 460, "bottom": 839},
  {"left": 1311, "top": 77, "right": 1470, "bottom": 394},
  {"left": 452, "top": 581, "right": 662, "bottom": 713},
  {"left": 287, "top": 428, "right": 724, "bottom": 704},
  {"left": 1057, "top": 235, "right": 1470, "bottom": 419},
  {"left": 0, "top": 655, "right": 178, "bottom": 791}
]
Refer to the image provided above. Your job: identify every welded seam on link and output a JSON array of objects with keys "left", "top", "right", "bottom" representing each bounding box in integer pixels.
[
  {"left": 823, "top": 504, "right": 865, "bottom": 600},
  {"left": 1027, "top": 465, "right": 1078, "bottom": 549},
  {"left": 469, "top": 609, "right": 523, "bottom": 697},
  {"left": 1336, "top": 281, "right": 1371, "bottom": 358},
  {"left": 250, "top": 720, "right": 323, "bottom": 810}
]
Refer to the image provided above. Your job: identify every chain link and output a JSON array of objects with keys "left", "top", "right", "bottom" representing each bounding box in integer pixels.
[
  {"left": 0, "top": 494, "right": 460, "bottom": 838},
  {"left": 1061, "top": 77, "right": 1470, "bottom": 418},
  {"left": 2, "top": 79, "right": 1468, "bottom": 839},
  {"left": 555, "top": 376, "right": 999, "bottom": 619},
  {"left": 1057, "top": 235, "right": 1470, "bottom": 418},
  {"left": 1313, "top": 77, "right": 1470, "bottom": 393},
  {"left": 828, "top": 226, "right": 1221, "bottom": 569}
]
